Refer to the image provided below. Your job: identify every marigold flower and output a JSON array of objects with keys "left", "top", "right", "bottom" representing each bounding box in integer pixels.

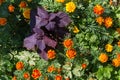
[
  {"left": 81, "top": 63, "right": 87, "bottom": 69},
  {"left": 19, "top": 1, "right": 27, "bottom": 8},
  {"left": 73, "top": 26, "right": 80, "bottom": 33},
  {"left": 31, "top": 69, "right": 42, "bottom": 79},
  {"left": 93, "top": 4, "right": 104, "bottom": 15},
  {"left": 12, "top": 76, "right": 17, "bottom": 80},
  {"left": 63, "top": 39, "right": 73, "bottom": 48},
  {"left": 116, "top": 28, "right": 120, "bottom": 34},
  {"left": 16, "top": 61, "right": 24, "bottom": 70},
  {"left": 56, "top": 0, "right": 64, "bottom": 3},
  {"left": 47, "top": 65, "right": 56, "bottom": 73},
  {"left": 55, "top": 75, "right": 62, "bottom": 80},
  {"left": 0, "top": 0, "right": 5, "bottom": 5},
  {"left": 96, "top": 16, "right": 104, "bottom": 25},
  {"left": 118, "top": 40, "right": 120, "bottom": 47},
  {"left": 66, "top": 2, "right": 76, "bottom": 13},
  {"left": 99, "top": 53, "right": 108, "bottom": 63},
  {"left": 104, "top": 17, "right": 113, "bottom": 28},
  {"left": 23, "top": 72, "right": 30, "bottom": 79},
  {"left": 117, "top": 53, "right": 120, "bottom": 62},
  {"left": 112, "top": 58, "right": 120, "bottom": 67},
  {"left": 47, "top": 49, "right": 56, "bottom": 59},
  {"left": 0, "top": 18, "right": 7, "bottom": 26},
  {"left": 23, "top": 8, "right": 31, "bottom": 19},
  {"left": 66, "top": 48, "right": 76, "bottom": 59},
  {"left": 109, "top": 0, "right": 113, "bottom": 5},
  {"left": 8, "top": 4, "right": 15, "bottom": 12},
  {"left": 105, "top": 44, "right": 113, "bottom": 52}
]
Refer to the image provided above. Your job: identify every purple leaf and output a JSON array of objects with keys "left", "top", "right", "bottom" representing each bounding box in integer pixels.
[
  {"left": 38, "top": 50, "right": 48, "bottom": 60},
  {"left": 23, "top": 34, "right": 37, "bottom": 50},
  {"left": 49, "top": 13, "right": 56, "bottom": 21},
  {"left": 33, "top": 28, "right": 44, "bottom": 35},
  {"left": 44, "top": 36, "right": 57, "bottom": 48},
  {"left": 36, "top": 40, "right": 45, "bottom": 51},
  {"left": 45, "top": 22, "right": 56, "bottom": 31},
  {"left": 37, "top": 7, "right": 49, "bottom": 19},
  {"left": 58, "top": 17, "right": 71, "bottom": 27},
  {"left": 56, "top": 12, "right": 68, "bottom": 18}
]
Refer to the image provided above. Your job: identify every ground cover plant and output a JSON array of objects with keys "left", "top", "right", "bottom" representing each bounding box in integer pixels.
[{"left": 0, "top": 0, "right": 120, "bottom": 80}]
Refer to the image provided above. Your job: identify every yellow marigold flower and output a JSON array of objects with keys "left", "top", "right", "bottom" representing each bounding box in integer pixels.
[
  {"left": 56, "top": 0, "right": 64, "bottom": 3},
  {"left": 73, "top": 26, "right": 80, "bottom": 33},
  {"left": 112, "top": 58, "right": 120, "bottom": 67},
  {"left": 104, "top": 17, "right": 113, "bottom": 28},
  {"left": 66, "top": 48, "right": 76, "bottom": 59},
  {"left": 117, "top": 40, "right": 120, "bottom": 47},
  {"left": 63, "top": 39, "right": 73, "bottom": 48},
  {"left": 66, "top": 2, "right": 76, "bottom": 13},
  {"left": 99, "top": 53, "right": 108, "bottom": 63},
  {"left": 47, "top": 49, "right": 56, "bottom": 59},
  {"left": 96, "top": 16, "right": 104, "bottom": 25},
  {"left": 23, "top": 8, "right": 31, "bottom": 19},
  {"left": 105, "top": 44, "right": 113, "bottom": 52},
  {"left": 116, "top": 28, "right": 120, "bottom": 34},
  {"left": 93, "top": 4, "right": 104, "bottom": 15}
]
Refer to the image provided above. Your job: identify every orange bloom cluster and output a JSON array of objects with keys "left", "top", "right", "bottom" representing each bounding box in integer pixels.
[
  {"left": 12, "top": 76, "right": 17, "bottom": 80},
  {"left": 0, "top": 18, "right": 7, "bottom": 26},
  {"left": 19, "top": 1, "right": 27, "bottom": 8},
  {"left": 23, "top": 72, "right": 30, "bottom": 79},
  {"left": 16, "top": 61, "right": 24, "bottom": 70},
  {"left": 47, "top": 49, "right": 56, "bottom": 59},
  {"left": 109, "top": 0, "right": 113, "bottom": 5},
  {"left": 8, "top": 4, "right": 15, "bottom": 12},
  {"left": 66, "top": 48, "right": 76, "bottom": 59},
  {"left": 56, "top": 0, "right": 64, "bottom": 3},
  {"left": 96, "top": 16, "right": 104, "bottom": 25},
  {"left": 104, "top": 17, "right": 113, "bottom": 28},
  {"left": 112, "top": 53, "right": 120, "bottom": 67},
  {"left": 105, "top": 44, "right": 113, "bottom": 52},
  {"left": 63, "top": 39, "right": 73, "bottom": 48},
  {"left": 81, "top": 63, "right": 87, "bottom": 69},
  {"left": 117, "top": 40, "right": 120, "bottom": 47},
  {"left": 93, "top": 4, "right": 104, "bottom": 15},
  {"left": 99, "top": 53, "right": 108, "bottom": 63},
  {"left": 31, "top": 69, "right": 42, "bottom": 79},
  {"left": 47, "top": 65, "right": 56, "bottom": 73},
  {"left": 55, "top": 75, "right": 62, "bottom": 80}
]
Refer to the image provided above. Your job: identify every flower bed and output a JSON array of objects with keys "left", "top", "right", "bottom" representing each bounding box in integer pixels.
[{"left": 0, "top": 0, "right": 120, "bottom": 80}]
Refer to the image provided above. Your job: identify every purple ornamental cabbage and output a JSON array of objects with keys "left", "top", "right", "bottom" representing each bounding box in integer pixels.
[{"left": 23, "top": 7, "right": 71, "bottom": 60}]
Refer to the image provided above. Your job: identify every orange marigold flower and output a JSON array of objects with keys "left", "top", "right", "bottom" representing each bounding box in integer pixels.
[
  {"left": 55, "top": 75, "right": 62, "bottom": 80},
  {"left": 23, "top": 72, "right": 30, "bottom": 79},
  {"left": 56, "top": 0, "right": 64, "bottom": 3},
  {"left": 116, "top": 28, "right": 120, "bottom": 34},
  {"left": 47, "top": 65, "right": 56, "bottom": 73},
  {"left": 112, "top": 58, "right": 120, "bottom": 67},
  {"left": 93, "top": 4, "right": 104, "bottom": 15},
  {"left": 63, "top": 39, "right": 73, "bottom": 48},
  {"left": 19, "top": 1, "right": 27, "bottom": 8},
  {"left": 8, "top": 4, "right": 15, "bottom": 12},
  {"left": 81, "top": 63, "right": 87, "bottom": 69},
  {"left": 0, "top": 0, "right": 5, "bottom": 5},
  {"left": 66, "top": 48, "right": 76, "bottom": 59},
  {"left": 0, "top": 18, "right": 7, "bottom": 26},
  {"left": 73, "top": 26, "right": 80, "bottom": 33},
  {"left": 47, "top": 49, "right": 56, "bottom": 59},
  {"left": 12, "top": 76, "right": 17, "bottom": 80},
  {"left": 66, "top": 2, "right": 76, "bottom": 13},
  {"left": 99, "top": 53, "right": 108, "bottom": 63},
  {"left": 118, "top": 40, "right": 120, "bottom": 47},
  {"left": 16, "top": 61, "right": 24, "bottom": 70},
  {"left": 109, "top": 0, "right": 113, "bottom": 5},
  {"left": 96, "top": 16, "right": 104, "bottom": 25},
  {"left": 23, "top": 8, "right": 31, "bottom": 19},
  {"left": 31, "top": 69, "right": 42, "bottom": 79},
  {"left": 104, "top": 17, "right": 113, "bottom": 28},
  {"left": 105, "top": 44, "right": 113, "bottom": 52}
]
